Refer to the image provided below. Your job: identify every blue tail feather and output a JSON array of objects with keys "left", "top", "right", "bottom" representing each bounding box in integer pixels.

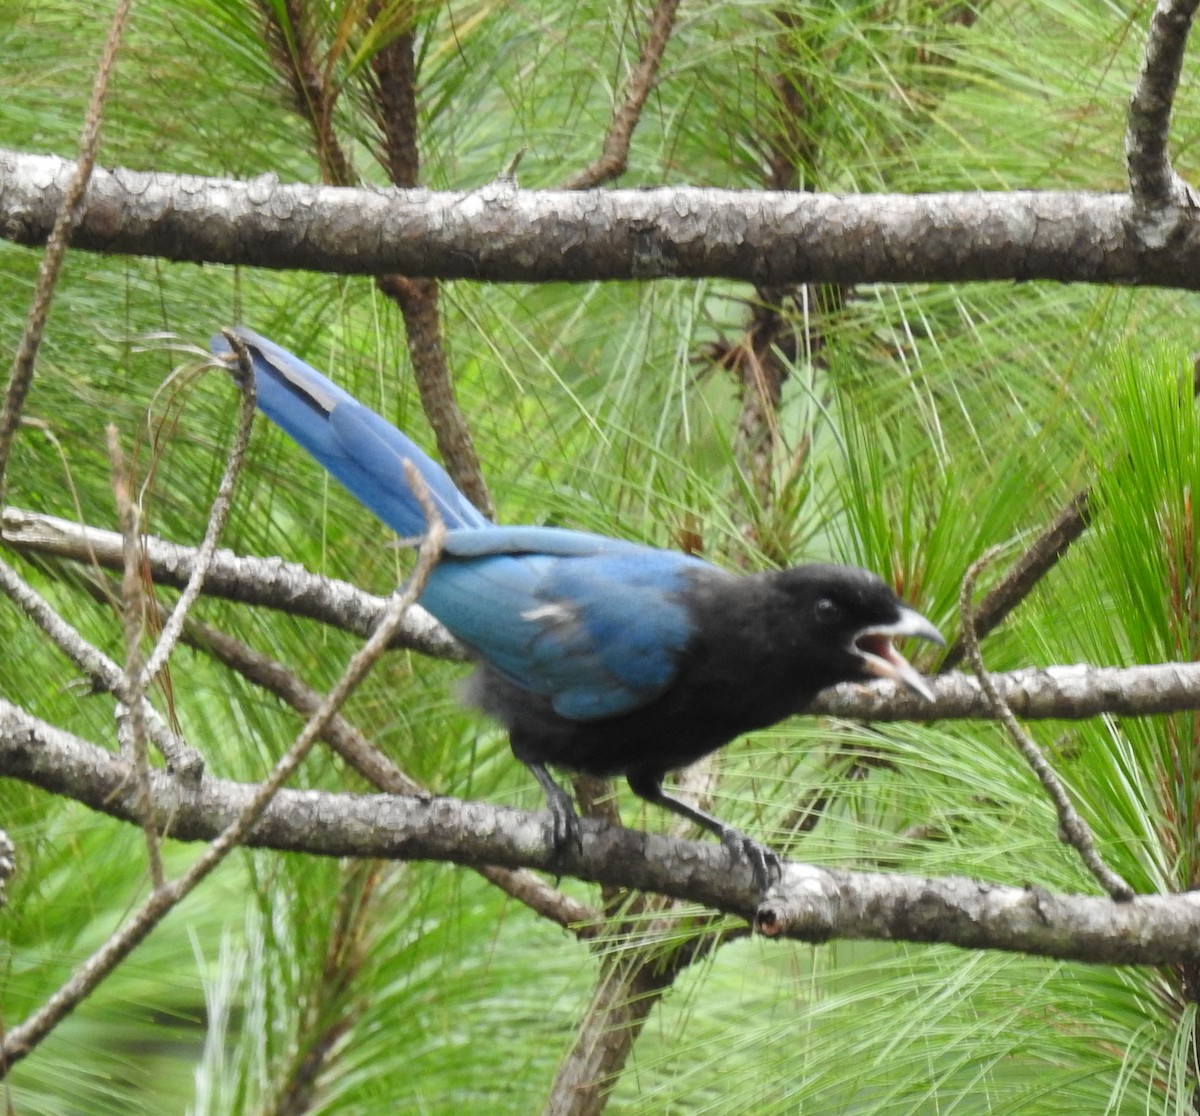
[{"left": 211, "top": 328, "right": 490, "bottom": 535}]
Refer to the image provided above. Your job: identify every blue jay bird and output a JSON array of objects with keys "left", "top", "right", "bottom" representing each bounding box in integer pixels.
[{"left": 212, "top": 328, "right": 943, "bottom": 886}]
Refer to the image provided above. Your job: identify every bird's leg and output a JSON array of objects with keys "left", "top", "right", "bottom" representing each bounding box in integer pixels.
[
  {"left": 523, "top": 760, "right": 584, "bottom": 865},
  {"left": 626, "top": 771, "right": 782, "bottom": 892}
]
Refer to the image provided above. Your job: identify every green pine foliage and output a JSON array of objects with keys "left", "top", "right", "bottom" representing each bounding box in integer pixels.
[{"left": 3, "top": 0, "right": 1200, "bottom": 1111}]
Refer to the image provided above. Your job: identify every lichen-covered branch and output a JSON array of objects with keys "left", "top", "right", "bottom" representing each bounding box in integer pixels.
[
  {"left": 5, "top": 696, "right": 1200, "bottom": 966},
  {"left": 7, "top": 151, "right": 1200, "bottom": 287}
]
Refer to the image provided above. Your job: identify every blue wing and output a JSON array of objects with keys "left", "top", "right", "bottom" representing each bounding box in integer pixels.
[
  {"left": 212, "top": 328, "right": 723, "bottom": 719},
  {"left": 432, "top": 530, "right": 719, "bottom": 718}
]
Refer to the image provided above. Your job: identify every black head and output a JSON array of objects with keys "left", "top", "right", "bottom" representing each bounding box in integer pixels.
[{"left": 771, "top": 563, "right": 944, "bottom": 699}]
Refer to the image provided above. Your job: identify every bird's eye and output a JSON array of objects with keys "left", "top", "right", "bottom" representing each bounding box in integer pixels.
[{"left": 813, "top": 597, "right": 842, "bottom": 625}]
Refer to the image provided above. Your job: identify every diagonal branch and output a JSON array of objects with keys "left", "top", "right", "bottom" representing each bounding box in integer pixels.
[
  {"left": 959, "top": 548, "right": 1133, "bottom": 902},
  {"left": 1127, "top": 0, "right": 1200, "bottom": 207},
  {"left": 0, "top": 462, "right": 446, "bottom": 1072},
  {"left": 543, "top": 911, "right": 737, "bottom": 1116},
  {"left": 0, "top": 1, "right": 131, "bottom": 491},
  {"left": 940, "top": 489, "right": 1091, "bottom": 669},
  {"left": 176, "top": 603, "right": 598, "bottom": 933},
  {"left": 562, "top": 0, "right": 682, "bottom": 190}
]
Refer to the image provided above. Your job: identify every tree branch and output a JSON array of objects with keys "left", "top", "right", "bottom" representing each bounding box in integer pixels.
[
  {"left": 5, "top": 695, "right": 1200, "bottom": 966},
  {"left": 107, "top": 425, "right": 164, "bottom": 886},
  {"left": 940, "top": 490, "right": 1091, "bottom": 669},
  {"left": 7, "top": 151, "right": 1200, "bottom": 287},
  {"left": 813, "top": 661, "right": 1200, "bottom": 721},
  {"left": 562, "top": 0, "right": 682, "bottom": 190},
  {"left": 8, "top": 505, "right": 1200, "bottom": 723},
  {"left": 0, "top": 6, "right": 130, "bottom": 490},
  {"left": 0, "top": 505, "right": 463, "bottom": 661},
  {"left": 959, "top": 547, "right": 1133, "bottom": 902},
  {"left": 1127, "top": 0, "right": 1200, "bottom": 208}
]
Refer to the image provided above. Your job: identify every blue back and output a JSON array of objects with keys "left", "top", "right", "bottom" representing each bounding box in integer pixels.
[{"left": 213, "top": 328, "right": 720, "bottom": 719}]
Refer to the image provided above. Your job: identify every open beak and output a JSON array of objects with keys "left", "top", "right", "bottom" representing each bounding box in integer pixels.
[{"left": 853, "top": 606, "right": 944, "bottom": 701}]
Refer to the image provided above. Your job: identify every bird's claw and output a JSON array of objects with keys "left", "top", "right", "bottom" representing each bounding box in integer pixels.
[
  {"left": 546, "top": 796, "right": 584, "bottom": 871},
  {"left": 721, "top": 829, "right": 782, "bottom": 894}
]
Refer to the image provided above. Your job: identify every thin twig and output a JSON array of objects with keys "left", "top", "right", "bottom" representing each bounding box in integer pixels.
[
  {"left": 0, "top": 462, "right": 446, "bottom": 1070},
  {"left": 941, "top": 490, "right": 1091, "bottom": 669},
  {"left": 139, "top": 334, "right": 256, "bottom": 686},
  {"left": 563, "top": 0, "right": 682, "bottom": 190},
  {"left": 0, "top": 553, "right": 202, "bottom": 777},
  {"left": 959, "top": 547, "right": 1134, "bottom": 902},
  {"left": 0, "top": 0, "right": 132, "bottom": 492},
  {"left": 107, "top": 426, "right": 164, "bottom": 888}
]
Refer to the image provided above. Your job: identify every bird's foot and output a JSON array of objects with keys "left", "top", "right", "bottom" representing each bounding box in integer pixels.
[
  {"left": 524, "top": 760, "right": 584, "bottom": 873},
  {"left": 721, "top": 829, "right": 783, "bottom": 894},
  {"left": 546, "top": 791, "right": 584, "bottom": 872}
]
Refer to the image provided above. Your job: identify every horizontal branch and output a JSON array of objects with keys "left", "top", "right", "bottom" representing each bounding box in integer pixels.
[
  {"left": 3, "top": 696, "right": 1198, "bottom": 965},
  {"left": 815, "top": 660, "right": 1200, "bottom": 720},
  {"left": 0, "top": 506, "right": 464, "bottom": 661},
  {"left": 4, "top": 149, "right": 1200, "bottom": 288},
  {"left": 7, "top": 506, "right": 1200, "bottom": 722}
]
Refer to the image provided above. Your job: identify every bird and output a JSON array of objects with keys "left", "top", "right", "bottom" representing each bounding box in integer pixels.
[{"left": 211, "top": 327, "right": 944, "bottom": 887}]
